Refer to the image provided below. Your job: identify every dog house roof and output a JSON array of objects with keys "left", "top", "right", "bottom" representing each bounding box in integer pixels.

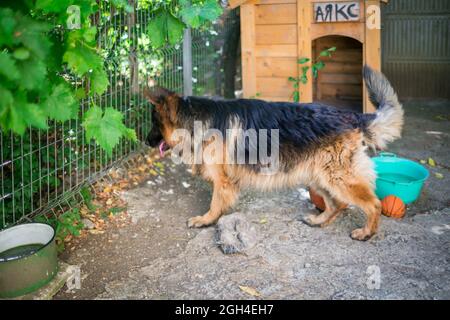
[{"left": 229, "top": 0, "right": 389, "bottom": 9}]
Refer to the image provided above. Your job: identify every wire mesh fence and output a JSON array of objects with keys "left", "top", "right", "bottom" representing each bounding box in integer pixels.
[{"left": 0, "top": 4, "right": 240, "bottom": 230}]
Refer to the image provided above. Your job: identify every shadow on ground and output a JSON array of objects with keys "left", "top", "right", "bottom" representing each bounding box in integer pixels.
[{"left": 56, "top": 100, "right": 450, "bottom": 300}]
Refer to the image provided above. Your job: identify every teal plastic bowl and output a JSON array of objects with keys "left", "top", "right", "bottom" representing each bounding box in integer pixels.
[{"left": 372, "top": 153, "right": 429, "bottom": 204}]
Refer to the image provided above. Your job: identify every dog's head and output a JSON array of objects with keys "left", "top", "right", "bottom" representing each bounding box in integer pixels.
[{"left": 144, "top": 86, "right": 179, "bottom": 152}]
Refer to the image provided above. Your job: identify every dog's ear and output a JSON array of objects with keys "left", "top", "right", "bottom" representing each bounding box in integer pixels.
[
  {"left": 143, "top": 86, "right": 174, "bottom": 106},
  {"left": 144, "top": 85, "right": 179, "bottom": 124}
]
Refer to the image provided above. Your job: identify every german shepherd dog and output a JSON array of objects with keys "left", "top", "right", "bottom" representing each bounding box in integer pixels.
[{"left": 144, "top": 66, "right": 403, "bottom": 241}]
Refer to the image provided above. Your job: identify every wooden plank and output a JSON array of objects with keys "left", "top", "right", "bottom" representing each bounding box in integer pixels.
[
  {"left": 256, "top": 77, "right": 294, "bottom": 97},
  {"left": 319, "top": 73, "right": 362, "bottom": 84},
  {"left": 255, "top": 4, "right": 297, "bottom": 25},
  {"left": 320, "top": 83, "right": 363, "bottom": 98},
  {"left": 229, "top": 0, "right": 248, "bottom": 9},
  {"left": 298, "top": 0, "right": 313, "bottom": 102},
  {"left": 244, "top": 0, "right": 297, "bottom": 5},
  {"left": 319, "top": 61, "right": 362, "bottom": 74},
  {"left": 322, "top": 49, "right": 362, "bottom": 62},
  {"left": 363, "top": 0, "right": 381, "bottom": 112},
  {"left": 255, "top": 44, "right": 298, "bottom": 57},
  {"left": 311, "top": 22, "right": 365, "bottom": 42},
  {"left": 257, "top": 0, "right": 297, "bottom": 4},
  {"left": 241, "top": 4, "right": 257, "bottom": 98},
  {"left": 255, "top": 24, "right": 297, "bottom": 45},
  {"left": 314, "top": 33, "right": 362, "bottom": 49},
  {"left": 256, "top": 57, "right": 298, "bottom": 77},
  {"left": 257, "top": 96, "right": 292, "bottom": 102}
]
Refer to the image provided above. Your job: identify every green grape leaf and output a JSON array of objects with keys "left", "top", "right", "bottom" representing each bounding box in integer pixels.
[
  {"left": 75, "top": 0, "right": 100, "bottom": 23},
  {"left": 181, "top": 11, "right": 201, "bottom": 28},
  {"left": 314, "top": 61, "right": 325, "bottom": 70},
  {"left": 0, "top": 85, "right": 14, "bottom": 118},
  {"left": 0, "top": 52, "right": 20, "bottom": 81},
  {"left": 198, "top": 0, "right": 223, "bottom": 21},
  {"left": 75, "top": 87, "right": 87, "bottom": 99},
  {"left": 301, "top": 65, "right": 310, "bottom": 75},
  {"left": 147, "top": 11, "right": 167, "bottom": 48},
  {"left": 82, "top": 106, "right": 137, "bottom": 156},
  {"left": 167, "top": 12, "right": 185, "bottom": 45},
  {"left": 63, "top": 45, "right": 103, "bottom": 76},
  {"left": 82, "top": 27, "right": 97, "bottom": 44},
  {"left": 0, "top": 8, "right": 17, "bottom": 46},
  {"left": 13, "top": 15, "right": 52, "bottom": 60},
  {"left": 298, "top": 57, "right": 310, "bottom": 64},
  {"left": 300, "top": 75, "right": 308, "bottom": 84},
  {"left": 43, "top": 84, "right": 79, "bottom": 122},
  {"left": 13, "top": 47, "right": 30, "bottom": 60},
  {"left": 36, "top": 0, "right": 73, "bottom": 14},
  {"left": 66, "top": 29, "right": 84, "bottom": 47},
  {"left": 110, "top": 0, "right": 134, "bottom": 13},
  {"left": 90, "top": 68, "right": 109, "bottom": 95},
  {"left": 319, "top": 47, "right": 336, "bottom": 57},
  {"left": 147, "top": 10, "right": 185, "bottom": 48},
  {"left": 16, "top": 58, "right": 47, "bottom": 90},
  {"left": 0, "top": 92, "right": 48, "bottom": 135},
  {"left": 181, "top": 0, "right": 222, "bottom": 28}
]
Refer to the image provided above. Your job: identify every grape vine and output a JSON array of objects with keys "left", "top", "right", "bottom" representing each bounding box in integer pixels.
[{"left": 0, "top": 0, "right": 222, "bottom": 155}]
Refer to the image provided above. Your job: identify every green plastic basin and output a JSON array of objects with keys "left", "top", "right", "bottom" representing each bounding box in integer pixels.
[
  {"left": 0, "top": 223, "right": 58, "bottom": 298},
  {"left": 372, "top": 153, "right": 429, "bottom": 204}
]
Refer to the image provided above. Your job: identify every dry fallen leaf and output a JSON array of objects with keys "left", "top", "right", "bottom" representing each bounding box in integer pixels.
[
  {"left": 435, "top": 172, "right": 444, "bottom": 179},
  {"left": 239, "top": 286, "right": 261, "bottom": 297},
  {"left": 89, "top": 229, "right": 105, "bottom": 235},
  {"left": 80, "top": 206, "right": 89, "bottom": 216},
  {"left": 435, "top": 115, "right": 448, "bottom": 121},
  {"left": 428, "top": 158, "right": 436, "bottom": 167},
  {"left": 259, "top": 218, "right": 267, "bottom": 224}
]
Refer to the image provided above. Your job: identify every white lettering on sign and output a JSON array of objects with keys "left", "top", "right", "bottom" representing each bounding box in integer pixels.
[{"left": 314, "top": 2, "right": 360, "bottom": 23}]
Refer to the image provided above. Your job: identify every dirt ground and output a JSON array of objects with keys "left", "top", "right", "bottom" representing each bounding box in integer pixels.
[{"left": 56, "top": 100, "right": 450, "bottom": 300}]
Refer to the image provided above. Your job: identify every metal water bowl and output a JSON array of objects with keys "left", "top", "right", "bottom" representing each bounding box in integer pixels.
[{"left": 0, "top": 223, "right": 58, "bottom": 298}]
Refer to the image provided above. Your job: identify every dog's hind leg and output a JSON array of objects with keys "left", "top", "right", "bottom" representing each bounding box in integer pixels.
[
  {"left": 303, "top": 188, "right": 347, "bottom": 227},
  {"left": 329, "top": 178, "right": 381, "bottom": 241},
  {"left": 188, "top": 165, "right": 239, "bottom": 228},
  {"left": 304, "top": 131, "right": 381, "bottom": 240}
]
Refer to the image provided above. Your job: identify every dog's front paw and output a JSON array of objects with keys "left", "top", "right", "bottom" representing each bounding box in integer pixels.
[
  {"left": 187, "top": 215, "right": 211, "bottom": 228},
  {"left": 350, "top": 228, "right": 373, "bottom": 241},
  {"left": 302, "top": 214, "right": 322, "bottom": 228}
]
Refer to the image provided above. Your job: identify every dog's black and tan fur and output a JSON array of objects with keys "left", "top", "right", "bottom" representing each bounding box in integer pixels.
[{"left": 144, "top": 66, "right": 403, "bottom": 241}]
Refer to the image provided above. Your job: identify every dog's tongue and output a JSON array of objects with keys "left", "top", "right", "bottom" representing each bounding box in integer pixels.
[{"left": 159, "top": 141, "right": 166, "bottom": 158}]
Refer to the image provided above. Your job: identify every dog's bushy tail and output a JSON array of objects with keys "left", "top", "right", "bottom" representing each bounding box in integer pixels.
[{"left": 363, "top": 65, "right": 404, "bottom": 150}]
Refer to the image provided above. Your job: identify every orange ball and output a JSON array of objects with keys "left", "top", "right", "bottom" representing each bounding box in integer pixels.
[
  {"left": 309, "top": 188, "right": 326, "bottom": 211},
  {"left": 381, "top": 195, "right": 406, "bottom": 219}
]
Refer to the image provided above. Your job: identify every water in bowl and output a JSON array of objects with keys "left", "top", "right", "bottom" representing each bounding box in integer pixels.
[
  {"left": 0, "top": 243, "right": 43, "bottom": 261},
  {"left": 378, "top": 172, "right": 416, "bottom": 183}
]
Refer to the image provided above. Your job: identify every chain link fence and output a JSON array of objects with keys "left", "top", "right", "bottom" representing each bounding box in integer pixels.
[{"left": 0, "top": 4, "right": 240, "bottom": 230}]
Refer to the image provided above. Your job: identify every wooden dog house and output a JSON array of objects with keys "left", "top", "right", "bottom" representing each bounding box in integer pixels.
[{"left": 229, "top": 0, "right": 387, "bottom": 112}]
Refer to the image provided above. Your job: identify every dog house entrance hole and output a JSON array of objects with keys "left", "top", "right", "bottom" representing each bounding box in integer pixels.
[{"left": 313, "top": 36, "right": 363, "bottom": 112}]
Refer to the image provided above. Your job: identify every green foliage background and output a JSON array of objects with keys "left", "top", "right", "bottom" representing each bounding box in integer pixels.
[{"left": 0, "top": 0, "right": 222, "bottom": 229}]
